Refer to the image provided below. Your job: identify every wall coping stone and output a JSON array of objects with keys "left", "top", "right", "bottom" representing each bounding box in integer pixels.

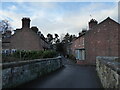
[
  {"left": 96, "top": 56, "right": 120, "bottom": 75},
  {"left": 1, "top": 56, "right": 62, "bottom": 69}
]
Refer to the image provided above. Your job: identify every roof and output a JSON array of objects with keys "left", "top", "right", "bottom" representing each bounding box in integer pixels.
[{"left": 72, "top": 32, "right": 86, "bottom": 42}]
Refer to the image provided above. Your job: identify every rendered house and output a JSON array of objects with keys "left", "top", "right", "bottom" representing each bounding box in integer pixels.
[
  {"left": 2, "top": 18, "right": 50, "bottom": 53},
  {"left": 70, "top": 17, "right": 120, "bottom": 65}
]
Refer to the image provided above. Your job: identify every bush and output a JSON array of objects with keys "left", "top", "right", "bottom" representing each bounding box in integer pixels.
[
  {"left": 12, "top": 50, "right": 44, "bottom": 60},
  {"left": 42, "top": 50, "right": 57, "bottom": 58},
  {"left": 68, "top": 54, "right": 77, "bottom": 63},
  {"left": 3, "top": 50, "right": 58, "bottom": 62},
  {"left": 15, "top": 50, "right": 57, "bottom": 59}
]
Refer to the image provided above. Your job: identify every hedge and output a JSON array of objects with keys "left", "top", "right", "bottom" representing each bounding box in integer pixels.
[{"left": 2, "top": 50, "right": 58, "bottom": 63}]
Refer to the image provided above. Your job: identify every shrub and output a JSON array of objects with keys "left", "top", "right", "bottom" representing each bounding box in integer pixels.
[
  {"left": 2, "top": 50, "right": 58, "bottom": 62},
  {"left": 42, "top": 50, "right": 57, "bottom": 58},
  {"left": 12, "top": 50, "right": 44, "bottom": 60},
  {"left": 68, "top": 54, "right": 77, "bottom": 63}
]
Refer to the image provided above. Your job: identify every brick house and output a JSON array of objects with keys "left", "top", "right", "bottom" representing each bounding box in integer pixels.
[
  {"left": 2, "top": 18, "right": 50, "bottom": 53},
  {"left": 70, "top": 17, "right": 120, "bottom": 65},
  {"left": 70, "top": 30, "right": 86, "bottom": 64}
]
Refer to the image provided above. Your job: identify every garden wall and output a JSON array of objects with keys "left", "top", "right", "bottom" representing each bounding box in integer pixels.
[{"left": 2, "top": 56, "right": 63, "bottom": 88}]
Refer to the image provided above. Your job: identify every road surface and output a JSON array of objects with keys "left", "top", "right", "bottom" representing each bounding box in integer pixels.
[{"left": 16, "top": 58, "right": 103, "bottom": 88}]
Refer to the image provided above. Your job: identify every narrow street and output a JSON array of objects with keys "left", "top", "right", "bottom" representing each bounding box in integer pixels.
[{"left": 16, "top": 58, "right": 103, "bottom": 88}]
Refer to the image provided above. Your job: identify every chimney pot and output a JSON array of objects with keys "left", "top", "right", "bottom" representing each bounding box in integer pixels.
[
  {"left": 89, "top": 19, "right": 98, "bottom": 30},
  {"left": 31, "top": 26, "right": 38, "bottom": 33},
  {"left": 22, "top": 17, "right": 31, "bottom": 28}
]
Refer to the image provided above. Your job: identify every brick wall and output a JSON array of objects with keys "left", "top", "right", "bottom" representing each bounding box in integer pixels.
[
  {"left": 70, "top": 34, "right": 86, "bottom": 64},
  {"left": 85, "top": 18, "right": 119, "bottom": 65},
  {"left": 70, "top": 35, "right": 85, "bottom": 56}
]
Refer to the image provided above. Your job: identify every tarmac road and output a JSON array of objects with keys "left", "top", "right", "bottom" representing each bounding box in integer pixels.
[{"left": 16, "top": 58, "right": 103, "bottom": 88}]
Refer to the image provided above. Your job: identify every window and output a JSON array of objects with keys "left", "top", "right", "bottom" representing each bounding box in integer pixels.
[
  {"left": 11, "top": 49, "right": 17, "bottom": 53},
  {"left": 2, "top": 49, "right": 10, "bottom": 54},
  {"left": 75, "top": 49, "right": 85, "bottom": 60}
]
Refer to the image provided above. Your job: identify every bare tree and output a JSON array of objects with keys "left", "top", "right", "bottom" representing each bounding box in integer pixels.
[{"left": 0, "top": 20, "right": 13, "bottom": 34}]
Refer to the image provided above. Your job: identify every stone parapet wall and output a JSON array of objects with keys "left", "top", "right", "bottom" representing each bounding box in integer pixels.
[
  {"left": 2, "top": 56, "right": 63, "bottom": 88},
  {"left": 96, "top": 56, "right": 120, "bottom": 89}
]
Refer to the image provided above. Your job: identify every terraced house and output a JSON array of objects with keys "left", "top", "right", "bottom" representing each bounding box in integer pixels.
[
  {"left": 2, "top": 18, "right": 50, "bottom": 53},
  {"left": 70, "top": 17, "right": 120, "bottom": 65}
]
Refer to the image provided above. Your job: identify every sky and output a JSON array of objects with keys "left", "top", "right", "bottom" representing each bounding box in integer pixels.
[{"left": 0, "top": 1, "right": 119, "bottom": 37}]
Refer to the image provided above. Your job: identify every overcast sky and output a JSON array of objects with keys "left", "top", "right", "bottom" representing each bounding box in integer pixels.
[{"left": 0, "top": 1, "right": 118, "bottom": 37}]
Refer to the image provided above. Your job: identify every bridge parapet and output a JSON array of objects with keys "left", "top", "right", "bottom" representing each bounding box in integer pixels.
[
  {"left": 96, "top": 56, "right": 120, "bottom": 89},
  {"left": 2, "top": 56, "right": 63, "bottom": 88}
]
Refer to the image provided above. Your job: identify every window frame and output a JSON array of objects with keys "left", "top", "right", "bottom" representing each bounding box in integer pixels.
[{"left": 75, "top": 48, "right": 85, "bottom": 60}]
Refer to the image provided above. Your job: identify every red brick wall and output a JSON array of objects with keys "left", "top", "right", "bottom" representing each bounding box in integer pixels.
[
  {"left": 70, "top": 35, "right": 85, "bottom": 57},
  {"left": 85, "top": 18, "right": 119, "bottom": 65}
]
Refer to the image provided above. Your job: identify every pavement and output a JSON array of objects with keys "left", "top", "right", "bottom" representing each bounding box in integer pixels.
[{"left": 16, "top": 57, "right": 103, "bottom": 88}]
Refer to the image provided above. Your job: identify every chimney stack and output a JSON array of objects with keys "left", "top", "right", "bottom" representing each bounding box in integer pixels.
[
  {"left": 89, "top": 19, "right": 98, "bottom": 30},
  {"left": 22, "top": 18, "right": 31, "bottom": 28}
]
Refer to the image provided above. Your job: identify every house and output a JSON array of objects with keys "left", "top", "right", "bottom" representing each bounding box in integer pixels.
[
  {"left": 2, "top": 30, "right": 12, "bottom": 53},
  {"left": 2, "top": 18, "right": 50, "bottom": 53},
  {"left": 70, "top": 17, "right": 120, "bottom": 65},
  {"left": 70, "top": 30, "right": 86, "bottom": 64}
]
